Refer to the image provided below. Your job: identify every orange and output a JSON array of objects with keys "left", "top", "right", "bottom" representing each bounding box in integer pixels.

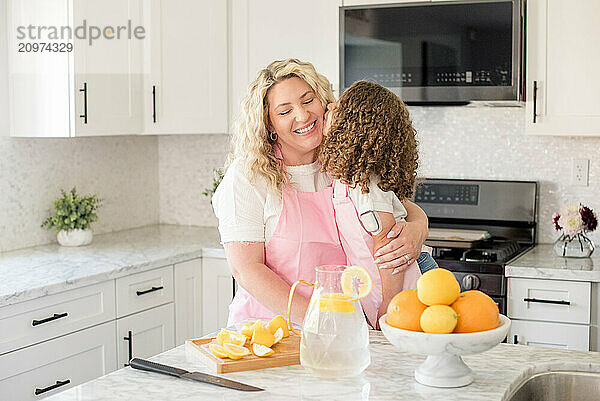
[
  {"left": 451, "top": 290, "right": 499, "bottom": 333},
  {"left": 416, "top": 268, "right": 461, "bottom": 306},
  {"left": 420, "top": 305, "right": 458, "bottom": 334},
  {"left": 386, "top": 289, "right": 428, "bottom": 331}
]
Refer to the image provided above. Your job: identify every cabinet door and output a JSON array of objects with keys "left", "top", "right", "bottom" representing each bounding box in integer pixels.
[
  {"left": 116, "top": 303, "right": 175, "bottom": 368},
  {"left": 525, "top": 0, "right": 600, "bottom": 135},
  {"left": 0, "top": 321, "right": 117, "bottom": 401},
  {"left": 509, "top": 319, "right": 590, "bottom": 351},
  {"left": 6, "top": 0, "right": 71, "bottom": 137},
  {"left": 201, "top": 257, "right": 234, "bottom": 335},
  {"left": 72, "top": 0, "right": 144, "bottom": 136},
  {"left": 143, "top": 0, "right": 227, "bottom": 134},
  {"left": 174, "top": 258, "right": 202, "bottom": 345},
  {"left": 230, "top": 0, "right": 341, "bottom": 124}
]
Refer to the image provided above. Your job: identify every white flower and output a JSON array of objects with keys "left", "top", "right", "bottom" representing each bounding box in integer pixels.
[{"left": 558, "top": 205, "right": 583, "bottom": 237}]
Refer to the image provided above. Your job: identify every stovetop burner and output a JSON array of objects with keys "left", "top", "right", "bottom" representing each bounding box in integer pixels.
[{"left": 431, "top": 239, "right": 525, "bottom": 265}]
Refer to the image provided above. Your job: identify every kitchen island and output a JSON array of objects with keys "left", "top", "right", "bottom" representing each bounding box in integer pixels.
[{"left": 44, "top": 331, "right": 600, "bottom": 401}]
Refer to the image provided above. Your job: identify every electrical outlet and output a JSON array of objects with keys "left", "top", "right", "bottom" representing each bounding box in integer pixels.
[{"left": 572, "top": 159, "right": 589, "bottom": 186}]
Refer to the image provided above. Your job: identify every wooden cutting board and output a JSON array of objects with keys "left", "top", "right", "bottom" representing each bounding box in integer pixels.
[{"left": 185, "top": 334, "right": 301, "bottom": 374}]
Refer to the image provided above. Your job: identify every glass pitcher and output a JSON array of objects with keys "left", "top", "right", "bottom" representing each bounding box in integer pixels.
[{"left": 287, "top": 265, "right": 370, "bottom": 378}]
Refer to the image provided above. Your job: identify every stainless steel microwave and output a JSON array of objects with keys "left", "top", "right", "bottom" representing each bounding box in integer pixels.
[{"left": 340, "top": 0, "right": 524, "bottom": 104}]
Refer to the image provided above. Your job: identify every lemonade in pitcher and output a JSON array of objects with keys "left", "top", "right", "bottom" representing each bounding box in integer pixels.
[{"left": 288, "top": 265, "right": 371, "bottom": 378}]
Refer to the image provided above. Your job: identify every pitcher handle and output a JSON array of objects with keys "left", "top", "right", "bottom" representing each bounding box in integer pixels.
[{"left": 287, "top": 280, "right": 314, "bottom": 336}]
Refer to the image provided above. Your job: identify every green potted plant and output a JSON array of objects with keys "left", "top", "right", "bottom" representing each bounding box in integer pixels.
[{"left": 41, "top": 187, "right": 102, "bottom": 247}]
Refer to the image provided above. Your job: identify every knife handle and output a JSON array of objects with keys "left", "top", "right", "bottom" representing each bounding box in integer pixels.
[{"left": 129, "top": 358, "right": 188, "bottom": 378}]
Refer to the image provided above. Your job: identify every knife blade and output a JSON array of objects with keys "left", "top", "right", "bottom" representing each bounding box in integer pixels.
[{"left": 129, "top": 358, "right": 264, "bottom": 392}]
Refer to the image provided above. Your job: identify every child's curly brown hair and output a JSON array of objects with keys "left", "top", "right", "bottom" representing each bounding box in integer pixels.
[{"left": 320, "top": 80, "right": 419, "bottom": 200}]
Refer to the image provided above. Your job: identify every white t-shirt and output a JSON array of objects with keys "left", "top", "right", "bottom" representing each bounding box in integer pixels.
[{"left": 212, "top": 158, "right": 407, "bottom": 243}]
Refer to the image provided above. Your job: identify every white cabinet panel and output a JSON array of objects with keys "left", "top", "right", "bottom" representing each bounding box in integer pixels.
[
  {"left": 508, "top": 278, "right": 591, "bottom": 325},
  {"left": 0, "top": 281, "right": 116, "bottom": 355},
  {"left": 174, "top": 258, "right": 202, "bottom": 345},
  {"left": 0, "top": 321, "right": 117, "bottom": 401},
  {"left": 509, "top": 319, "right": 589, "bottom": 351},
  {"left": 116, "top": 265, "right": 174, "bottom": 318},
  {"left": 143, "top": 0, "right": 227, "bottom": 134},
  {"left": 116, "top": 303, "right": 174, "bottom": 368},
  {"left": 526, "top": 0, "right": 600, "bottom": 135},
  {"left": 202, "top": 257, "right": 234, "bottom": 335}
]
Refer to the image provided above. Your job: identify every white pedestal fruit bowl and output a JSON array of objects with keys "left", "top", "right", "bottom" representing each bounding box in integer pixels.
[{"left": 379, "top": 314, "right": 511, "bottom": 388}]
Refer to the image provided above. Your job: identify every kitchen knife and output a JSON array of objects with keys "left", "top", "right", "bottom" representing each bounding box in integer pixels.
[{"left": 129, "top": 358, "right": 264, "bottom": 392}]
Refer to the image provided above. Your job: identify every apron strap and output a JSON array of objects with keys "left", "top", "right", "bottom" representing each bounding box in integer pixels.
[{"left": 332, "top": 180, "right": 350, "bottom": 199}]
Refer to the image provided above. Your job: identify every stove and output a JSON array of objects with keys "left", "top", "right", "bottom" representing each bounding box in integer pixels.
[{"left": 414, "top": 179, "right": 538, "bottom": 314}]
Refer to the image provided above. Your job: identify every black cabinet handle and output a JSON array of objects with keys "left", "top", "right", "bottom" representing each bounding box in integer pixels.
[
  {"left": 79, "top": 82, "right": 88, "bottom": 124},
  {"left": 532, "top": 80, "right": 538, "bottom": 123},
  {"left": 152, "top": 85, "right": 157, "bottom": 123},
  {"left": 32, "top": 312, "right": 68, "bottom": 326},
  {"left": 523, "top": 297, "right": 570, "bottom": 306},
  {"left": 123, "top": 330, "right": 133, "bottom": 367},
  {"left": 136, "top": 286, "right": 163, "bottom": 296},
  {"left": 34, "top": 379, "right": 70, "bottom": 396},
  {"left": 232, "top": 277, "right": 236, "bottom": 299},
  {"left": 513, "top": 335, "right": 518, "bottom": 344}
]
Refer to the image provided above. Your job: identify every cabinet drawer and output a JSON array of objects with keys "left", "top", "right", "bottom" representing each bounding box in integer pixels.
[
  {"left": 0, "top": 281, "right": 116, "bottom": 355},
  {"left": 508, "top": 319, "right": 590, "bottom": 351},
  {"left": 116, "top": 265, "right": 174, "bottom": 317},
  {"left": 0, "top": 320, "right": 117, "bottom": 400},
  {"left": 508, "top": 278, "right": 591, "bottom": 324}
]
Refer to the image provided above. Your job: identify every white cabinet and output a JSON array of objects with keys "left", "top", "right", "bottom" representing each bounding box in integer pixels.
[
  {"left": 525, "top": 0, "right": 600, "bottom": 135},
  {"left": 116, "top": 303, "right": 175, "bottom": 368},
  {"left": 6, "top": 0, "right": 144, "bottom": 137},
  {"left": 230, "top": 0, "right": 341, "bottom": 124},
  {"left": 343, "top": 0, "right": 427, "bottom": 5},
  {"left": 143, "top": 0, "right": 227, "bottom": 134},
  {"left": 507, "top": 277, "right": 593, "bottom": 351},
  {"left": 115, "top": 265, "right": 174, "bottom": 318},
  {"left": 0, "top": 321, "right": 117, "bottom": 401},
  {"left": 202, "top": 257, "right": 234, "bottom": 335},
  {"left": 174, "top": 258, "right": 203, "bottom": 345},
  {"left": 509, "top": 320, "right": 590, "bottom": 351}
]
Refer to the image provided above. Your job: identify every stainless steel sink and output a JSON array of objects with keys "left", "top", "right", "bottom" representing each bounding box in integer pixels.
[{"left": 506, "top": 371, "right": 600, "bottom": 401}]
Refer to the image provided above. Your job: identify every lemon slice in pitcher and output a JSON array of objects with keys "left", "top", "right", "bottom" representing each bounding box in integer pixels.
[{"left": 341, "top": 265, "right": 372, "bottom": 299}]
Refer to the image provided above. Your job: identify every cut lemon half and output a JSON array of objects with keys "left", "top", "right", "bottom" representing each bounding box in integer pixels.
[
  {"left": 341, "top": 265, "right": 372, "bottom": 299},
  {"left": 240, "top": 321, "right": 257, "bottom": 337},
  {"left": 251, "top": 321, "right": 275, "bottom": 347},
  {"left": 208, "top": 343, "right": 229, "bottom": 359},
  {"left": 273, "top": 327, "right": 284, "bottom": 344},
  {"left": 223, "top": 343, "right": 250, "bottom": 359},
  {"left": 252, "top": 343, "right": 274, "bottom": 357}
]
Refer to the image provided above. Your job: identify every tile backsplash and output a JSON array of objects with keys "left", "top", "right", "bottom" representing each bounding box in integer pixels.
[{"left": 2, "top": 106, "right": 599, "bottom": 252}]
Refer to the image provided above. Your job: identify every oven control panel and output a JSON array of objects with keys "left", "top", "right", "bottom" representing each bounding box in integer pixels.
[{"left": 414, "top": 183, "right": 479, "bottom": 205}]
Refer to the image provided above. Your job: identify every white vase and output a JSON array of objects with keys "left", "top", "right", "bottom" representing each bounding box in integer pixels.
[{"left": 57, "top": 229, "right": 93, "bottom": 247}]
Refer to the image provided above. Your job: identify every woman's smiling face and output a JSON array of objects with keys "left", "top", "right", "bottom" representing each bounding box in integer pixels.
[{"left": 267, "top": 77, "right": 325, "bottom": 165}]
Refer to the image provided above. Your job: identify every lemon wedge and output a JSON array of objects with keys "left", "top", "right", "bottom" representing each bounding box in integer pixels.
[
  {"left": 216, "top": 328, "right": 232, "bottom": 345},
  {"left": 252, "top": 343, "right": 274, "bottom": 357},
  {"left": 240, "top": 321, "right": 257, "bottom": 337},
  {"left": 251, "top": 321, "right": 275, "bottom": 347},
  {"left": 223, "top": 343, "right": 250, "bottom": 359},
  {"left": 341, "top": 265, "right": 372, "bottom": 299},
  {"left": 228, "top": 332, "right": 248, "bottom": 346},
  {"left": 268, "top": 315, "right": 289, "bottom": 337},
  {"left": 208, "top": 343, "right": 229, "bottom": 359},
  {"left": 273, "top": 327, "right": 284, "bottom": 344}
]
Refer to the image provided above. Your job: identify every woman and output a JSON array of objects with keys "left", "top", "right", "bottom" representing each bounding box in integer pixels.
[{"left": 213, "top": 59, "right": 429, "bottom": 326}]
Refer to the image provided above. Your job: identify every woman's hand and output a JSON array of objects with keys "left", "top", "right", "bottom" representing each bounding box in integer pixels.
[{"left": 373, "top": 200, "right": 429, "bottom": 273}]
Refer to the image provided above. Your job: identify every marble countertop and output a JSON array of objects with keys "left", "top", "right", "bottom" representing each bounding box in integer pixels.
[
  {"left": 506, "top": 244, "right": 600, "bottom": 282},
  {"left": 0, "top": 225, "right": 224, "bottom": 307},
  {"left": 44, "top": 331, "right": 600, "bottom": 401}
]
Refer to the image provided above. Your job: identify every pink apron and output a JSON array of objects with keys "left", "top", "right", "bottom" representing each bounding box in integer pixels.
[
  {"left": 332, "top": 181, "right": 421, "bottom": 326},
  {"left": 227, "top": 155, "right": 348, "bottom": 326}
]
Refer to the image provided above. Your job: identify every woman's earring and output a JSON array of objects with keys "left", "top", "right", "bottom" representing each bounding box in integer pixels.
[{"left": 269, "top": 131, "right": 278, "bottom": 142}]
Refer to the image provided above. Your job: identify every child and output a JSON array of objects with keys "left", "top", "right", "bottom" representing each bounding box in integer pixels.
[{"left": 320, "top": 80, "right": 438, "bottom": 324}]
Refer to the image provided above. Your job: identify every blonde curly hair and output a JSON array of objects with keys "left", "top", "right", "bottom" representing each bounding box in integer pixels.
[
  {"left": 320, "top": 80, "right": 419, "bottom": 200},
  {"left": 226, "top": 59, "right": 335, "bottom": 195}
]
